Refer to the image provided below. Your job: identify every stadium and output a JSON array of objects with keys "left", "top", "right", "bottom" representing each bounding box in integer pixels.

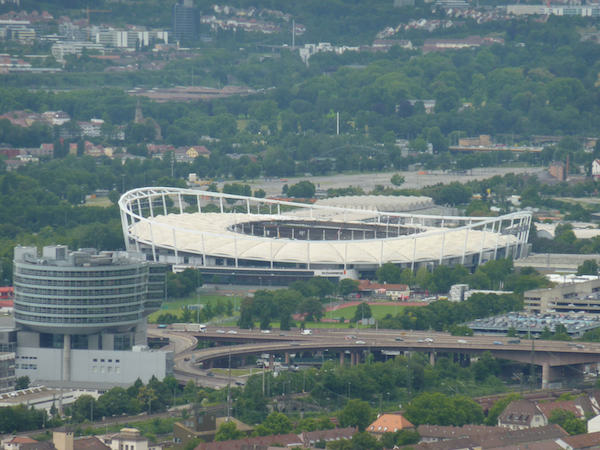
[{"left": 119, "top": 187, "right": 532, "bottom": 284}]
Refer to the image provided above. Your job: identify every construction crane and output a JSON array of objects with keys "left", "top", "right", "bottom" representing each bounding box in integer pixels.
[{"left": 84, "top": 7, "right": 111, "bottom": 41}]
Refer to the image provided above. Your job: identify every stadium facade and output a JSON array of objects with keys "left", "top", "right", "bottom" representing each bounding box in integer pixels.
[
  {"left": 119, "top": 187, "right": 532, "bottom": 284},
  {"left": 13, "top": 246, "right": 172, "bottom": 388}
]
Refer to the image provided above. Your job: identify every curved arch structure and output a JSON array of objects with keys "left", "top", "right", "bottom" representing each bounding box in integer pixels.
[{"left": 119, "top": 187, "right": 531, "bottom": 282}]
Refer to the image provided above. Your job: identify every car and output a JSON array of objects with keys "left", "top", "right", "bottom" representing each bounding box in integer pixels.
[
  {"left": 424, "top": 338, "right": 434, "bottom": 343},
  {"left": 260, "top": 330, "right": 271, "bottom": 334},
  {"left": 279, "top": 333, "right": 287, "bottom": 336},
  {"left": 417, "top": 339, "right": 425, "bottom": 343},
  {"left": 184, "top": 357, "right": 191, "bottom": 361},
  {"left": 290, "top": 342, "right": 300, "bottom": 346},
  {"left": 576, "top": 344, "right": 585, "bottom": 349},
  {"left": 227, "top": 330, "right": 238, "bottom": 334},
  {"left": 457, "top": 339, "right": 467, "bottom": 344},
  {"left": 493, "top": 341, "right": 503, "bottom": 345},
  {"left": 395, "top": 337, "right": 404, "bottom": 342},
  {"left": 206, "top": 371, "right": 214, "bottom": 377},
  {"left": 216, "top": 329, "right": 225, "bottom": 334},
  {"left": 508, "top": 339, "right": 521, "bottom": 344},
  {"left": 355, "top": 340, "right": 366, "bottom": 344}
]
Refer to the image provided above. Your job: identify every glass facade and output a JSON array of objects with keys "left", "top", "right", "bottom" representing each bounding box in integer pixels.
[{"left": 13, "top": 247, "right": 166, "bottom": 335}]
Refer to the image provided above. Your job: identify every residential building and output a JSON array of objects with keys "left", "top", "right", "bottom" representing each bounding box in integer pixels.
[
  {"left": 497, "top": 399, "right": 547, "bottom": 429},
  {"left": 78, "top": 119, "right": 104, "bottom": 138},
  {"left": 556, "top": 431, "right": 600, "bottom": 449},
  {"left": 367, "top": 414, "right": 414, "bottom": 437},
  {"left": 51, "top": 41, "right": 105, "bottom": 63},
  {"left": 592, "top": 159, "right": 600, "bottom": 179},
  {"left": 173, "top": 408, "right": 253, "bottom": 445},
  {"left": 549, "top": 161, "right": 567, "bottom": 181},
  {"left": 172, "top": 0, "right": 199, "bottom": 42},
  {"left": 41, "top": 111, "right": 70, "bottom": 126},
  {"left": 13, "top": 246, "right": 172, "bottom": 389},
  {"left": 357, "top": 280, "right": 411, "bottom": 300},
  {"left": 108, "top": 428, "right": 148, "bottom": 450}
]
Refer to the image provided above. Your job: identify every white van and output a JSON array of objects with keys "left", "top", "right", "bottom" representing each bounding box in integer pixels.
[{"left": 301, "top": 329, "right": 313, "bottom": 335}]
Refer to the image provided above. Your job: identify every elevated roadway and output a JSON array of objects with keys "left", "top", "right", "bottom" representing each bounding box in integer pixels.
[{"left": 149, "top": 325, "right": 600, "bottom": 389}]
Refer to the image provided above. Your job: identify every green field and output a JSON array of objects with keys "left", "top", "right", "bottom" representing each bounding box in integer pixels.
[
  {"left": 326, "top": 304, "right": 405, "bottom": 322},
  {"left": 149, "top": 294, "right": 243, "bottom": 323}
]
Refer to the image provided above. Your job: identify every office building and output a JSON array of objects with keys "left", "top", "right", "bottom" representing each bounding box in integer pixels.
[
  {"left": 172, "top": 0, "right": 199, "bottom": 42},
  {"left": 13, "top": 246, "right": 172, "bottom": 389}
]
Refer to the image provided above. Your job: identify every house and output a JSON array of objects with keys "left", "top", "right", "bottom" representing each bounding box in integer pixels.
[
  {"left": 300, "top": 427, "right": 356, "bottom": 447},
  {"left": 537, "top": 398, "right": 594, "bottom": 422},
  {"left": 108, "top": 428, "right": 148, "bottom": 450},
  {"left": 549, "top": 161, "right": 567, "bottom": 181},
  {"left": 367, "top": 413, "right": 414, "bottom": 437},
  {"left": 54, "top": 428, "right": 112, "bottom": 450},
  {"left": 415, "top": 424, "right": 568, "bottom": 449},
  {"left": 498, "top": 399, "right": 547, "bottom": 429},
  {"left": 592, "top": 159, "right": 600, "bottom": 179},
  {"left": 194, "top": 433, "right": 301, "bottom": 450},
  {"left": 358, "top": 280, "right": 410, "bottom": 300},
  {"left": 173, "top": 408, "right": 253, "bottom": 445},
  {"left": 556, "top": 431, "right": 600, "bottom": 450},
  {"left": 4, "top": 437, "right": 40, "bottom": 450}
]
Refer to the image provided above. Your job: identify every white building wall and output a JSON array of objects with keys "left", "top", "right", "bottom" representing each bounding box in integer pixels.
[{"left": 16, "top": 348, "right": 172, "bottom": 385}]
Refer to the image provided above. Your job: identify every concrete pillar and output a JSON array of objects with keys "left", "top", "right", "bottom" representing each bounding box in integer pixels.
[
  {"left": 240, "top": 356, "right": 246, "bottom": 366},
  {"left": 354, "top": 351, "right": 360, "bottom": 366},
  {"left": 63, "top": 334, "right": 71, "bottom": 382},
  {"left": 429, "top": 352, "right": 435, "bottom": 366},
  {"left": 285, "top": 352, "right": 290, "bottom": 364},
  {"left": 339, "top": 352, "right": 345, "bottom": 366},
  {"left": 542, "top": 362, "right": 550, "bottom": 390},
  {"left": 206, "top": 360, "right": 214, "bottom": 369},
  {"left": 269, "top": 353, "right": 274, "bottom": 369}
]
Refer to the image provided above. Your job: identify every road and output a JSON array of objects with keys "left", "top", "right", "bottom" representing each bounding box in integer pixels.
[
  {"left": 224, "top": 167, "right": 544, "bottom": 197},
  {"left": 149, "top": 324, "right": 600, "bottom": 389}
]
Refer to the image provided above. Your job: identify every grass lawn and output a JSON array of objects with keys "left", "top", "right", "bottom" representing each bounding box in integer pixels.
[
  {"left": 148, "top": 293, "right": 243, "bottom": 323},
  {"left": 326, "top": 304, "right": 404, "bottom": 321},
  {"left": 83, "top": 196, "right": 113, "bottom": 207}
]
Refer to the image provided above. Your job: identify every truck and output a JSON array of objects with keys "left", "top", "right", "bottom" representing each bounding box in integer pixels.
[{"left": 171, "top": 323, "right": 207, "bottom": 332}]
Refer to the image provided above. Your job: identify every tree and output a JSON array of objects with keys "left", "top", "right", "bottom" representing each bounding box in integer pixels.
[
  {"left": 548, "top": 409, "right": 586, "bottom": 435},
  {"left": 577, "top": 259, "right": 598, "bottom": 276},
  {"left": 390, "top": 173, "right": 405, "bottom": 186},
  {"left": 405, "top": 392, "right": 483, "bottom": 426},
  {"left": 339, "top": 279, "right": 359, "bottom": 296},
  {"left": 287, "top": 180, "right": 316, "bottom": 198},
  {"left": 215, "top": 420, "right": 244, "bottom": 441},
  {"left": 15, "top": 376, "right": 29, "bottom": 390},
  {"left": 353, "top": 302, "right": 372, "bottom": 323},
  {"left": 376, "top": 263, "right": 402, "bottom": 283},
  {"left": 254, "top": 411, "right": 293, "bottom": 436},
  {"left": 338, "top": 399, "right": 376, "bottom": 432}
]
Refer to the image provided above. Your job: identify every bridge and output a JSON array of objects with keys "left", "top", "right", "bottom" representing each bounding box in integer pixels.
[{"left": 148, "top": 325, "right": 600, "bottom": 389}]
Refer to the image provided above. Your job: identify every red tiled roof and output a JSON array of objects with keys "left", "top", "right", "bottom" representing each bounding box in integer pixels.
[
  {"left": 358, "top": 280, "right": 409, "bottom": 292},
  {"left": 537, "top": 400, "right": 585, "bottom": 420},
  {"left": 559, "top": 430, "right": 600, "bottom": 449},
  {"left": 367, "top": 414, "right": 414, "bottom": 434},
  {"left": 9, "top": 437, "right": 38, "bottom": 444}
]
